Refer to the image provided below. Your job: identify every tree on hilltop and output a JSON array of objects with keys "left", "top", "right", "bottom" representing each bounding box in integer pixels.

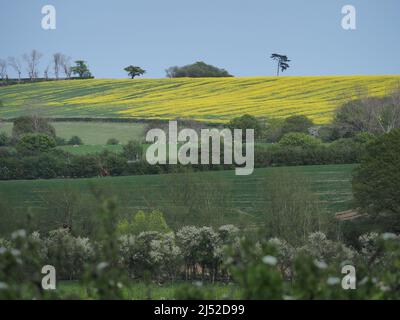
[
  {"left": 270, "top": 53, "right": 291, "bottom": 76},
  {"left": 124, "top": 65, "right": 146, "bottom": 79}
]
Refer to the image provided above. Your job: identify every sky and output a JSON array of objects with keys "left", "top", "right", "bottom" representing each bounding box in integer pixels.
[{"left": 0, "top": 0, "right": 399, "bottom": 78}]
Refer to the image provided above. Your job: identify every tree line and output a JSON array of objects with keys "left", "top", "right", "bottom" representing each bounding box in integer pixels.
[{"left": 0, "top": 50, "right": 92, "bottom": 83}]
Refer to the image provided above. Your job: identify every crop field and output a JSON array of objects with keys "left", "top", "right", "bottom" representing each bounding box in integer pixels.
[
  {"left": 1, "top": 76, "right": 399, "bottom": 123},
  {"left": 0, "top": 164, "right": 355, "bottom": 235},
  {"left": 0, "top": 121, "right": 146, "bottom": 145}
]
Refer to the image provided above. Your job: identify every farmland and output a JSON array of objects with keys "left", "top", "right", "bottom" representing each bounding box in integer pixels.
[
  {"left": 0, "top": 121, "right": 145, "bottom": 145},
  {"left": 1, "top": 76, "right": 399, "bottom": 123},
  {"left": 0, "top": 164, "right": 355, "bottom": 236}
]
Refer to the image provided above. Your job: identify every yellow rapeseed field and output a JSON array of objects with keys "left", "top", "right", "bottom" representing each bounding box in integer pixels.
[{"left": 0, "top": 76, "right": 399, "bottom": 123}]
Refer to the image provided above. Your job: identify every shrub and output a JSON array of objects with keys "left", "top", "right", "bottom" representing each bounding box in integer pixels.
[
  {"left": 228, "top": 114, "right": 263, "bottom": 140},
  {"left": 166, "top": 61, "right": 233, "bottom": 78},
  {"left": 68, "top": 135, "right": 83, "bottom": 145},
  {"left": 0, "top": 132, "right": 10, "bottom": 146},
  {"left": 55, "top": 136, "right": 67, "bottom": 146},
  {"left": 12, "top": 116, "right": 56, "bottom": 139},
  {"left": 16, "top": 133, "right": 56, "bottom": 155},
  {"left": 106, "top": 138, "right": 119, "bottom": 145},
  {"left": 122, "top": 140, "right": 143, "bottom": 161},
  {"left": 44, "top": 228, "right": 94, "bottom": 280},
  {"left": 281, "top": 115, "right": 314, "bottom": 135},
  {"left": 279, "top": 132, "right": 321, "bottom": 148},
  {"left": 117, "top": 210, "right": 171, "bottom": 236},
  {"left": 353, "top": 129, "right": 400, "bottom": 232}
]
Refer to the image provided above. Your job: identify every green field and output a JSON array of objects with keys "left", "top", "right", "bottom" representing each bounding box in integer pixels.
[
  {"left": 0, "top": 121, "right": 145, "bottom": 145},
  {"left": 1, "top": 76, "right": 399, "bottom": 123},
  {"left": 57, "top": 281, "right": 240, "bottom": 300},
  {"left": 0, "top": 164, "right": 355, "bottom": 235}
]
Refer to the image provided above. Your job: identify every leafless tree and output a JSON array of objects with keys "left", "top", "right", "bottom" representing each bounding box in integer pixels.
[
  {"left": 7, "top": 56, "right": 22, "bottom": 81},
  {"left": 333, "top": 84, "right": 400, "bottom": 136},
  {"left": 44, "top": 64, "right": 50, "bottom": 80},
  {"left": 0, "top": 59, "right": 7, "bottom": 81},
  {"left": 53, "top": 53, "right": 63, "bottom": 79},
  {"left": 60, "top": 55, "right": 72, "bottom": 78},
  {"left": 23, "top": 50, "right": 43, "bottom": 80}
]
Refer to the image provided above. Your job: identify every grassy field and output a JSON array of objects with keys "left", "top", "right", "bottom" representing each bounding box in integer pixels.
[
  {"left": 0, "top": 164, "right": 355, "bottom": 235},
  {"left": 1, "top": 76, "right": 399, "bottom": 123},
  {"left": 57, "top": 281, "right": 240, "bottom": 300},
  {"left": 57, "top": 144, "right": 123, "bottom": 155},
  {"left": 0, "top": 121, "right": 145, "bottom": 145}
]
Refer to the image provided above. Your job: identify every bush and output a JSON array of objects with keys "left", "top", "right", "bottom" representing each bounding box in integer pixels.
[
  {"left": 117, "top": 210, "right": 171, "bottom": 236},
  {"left": 16, "top": 133, "right": 56, "bottom": 155},
  {"left": 44, "top": 228, "right": 94, "bottom": 280},
  {"left": 55, "top": 136, "right": 67, "bottom": 146},
  {"left": 68, "top": 136, "right": 83, "bottom": 145},
  {"left": 281, "top": 115, "right": 314, "bottom": 135},
  {"left": 353, "top": 129, "right": 400, "bottom": 232},
  {"left": 122, "top": 140, "right": 143, "bottom": 161},
  {"left": 0, "top": 132, "right": 11, "bottom": 146},
  {"left": 228, "top": 114, "right": 263, "bottom": 140},
  {"left": 279, "top": 132, "right": 321, "bottom": 148},
  {"left": 166, "top": 61, "right": 233, "bottom": 78},
  {"left": 106, "top": 138, "right": 119, "bottom": 145},
  {"left": 12, "top": 116, "right": 56, "bottom": 139}
]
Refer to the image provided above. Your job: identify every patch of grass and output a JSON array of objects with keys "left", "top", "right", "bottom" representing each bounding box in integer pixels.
[
  {"left": 57, "top": 281, "right": 240, "bottom": 300},
  {"left": 57, "top": 144, "right": 123, "bottom": 155},
  {"left": 0, "top": 76, "right": 399, "bottom": 123}
]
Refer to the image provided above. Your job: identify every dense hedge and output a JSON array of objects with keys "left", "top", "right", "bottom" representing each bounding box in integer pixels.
[{"left": 0, "top": 137, "right": 367, "bottom": 180}]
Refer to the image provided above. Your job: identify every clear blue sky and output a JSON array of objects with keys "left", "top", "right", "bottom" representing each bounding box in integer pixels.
[{"left": 1, "top": 0, "right": 399, "bottom": 78}]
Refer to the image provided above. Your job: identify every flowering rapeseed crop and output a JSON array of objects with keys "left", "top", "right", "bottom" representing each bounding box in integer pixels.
[{"left": 0, "top": 76, "right": 399, "bottom": 123}]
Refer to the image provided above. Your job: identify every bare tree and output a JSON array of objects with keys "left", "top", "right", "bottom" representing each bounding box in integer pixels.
[
  {"left": 60, "top": 55, "right": 72, "bottom": 78},
  {"left": 7, "top": 56, "right": 22, "bottom": 81},
  {"left": 44, "top": 64, "right": 50, "bottom": 80},
  {"left": 0, "top": 59, "right": 7, "bottom": 81},
  {"left": 53, "top": 53, "right": 63, "bottom": 79},
  {"left": 23, "top": 50, "right": 43, "bottom": 80},
  {"left": 333, "top": 84, "right": 400, "bottom": 136}
]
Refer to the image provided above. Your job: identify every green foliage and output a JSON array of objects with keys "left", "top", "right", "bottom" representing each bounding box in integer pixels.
[
  {"left": 281, "top": 115, "right": 313, "bottom": 135},
  {"left": 16, "top": 133, "right": 56, "bottom": 155},
  {"left": 122, "top": 140, "right": 143, "bottom": 161},
  {"left": 0, "top": 132, "right": 10, "bottom": 146},
  {"left": 353, "top": 129, "right": 400, "bottom": 232},
  {"left": 263, "top": 171, "right": 332, "bottom": 244},
  {"left": 106, "top": 138, "right": 119, "bottom": 145},
  {"left": 12, "top": 116, "right": 56, "bottom": 139},
  {"left": 279, "top": 132, "right": 321, "bottom": 148},
  {"left": 44, "top": 229, "right": 94, "bottom": 280},
  {"left": 117, "top": 210, "right": 171, "bottom": 235},
  {"left": 68, "top": 135, "right": 83, "bottom": 145},
  {"left": 332, "top": 92, "right": 400, "bottom": 138},
  {"left": 0, "top": 230, "right": 48, "bottom": 299},
  {"left": 71, "top": 60, "right": 92, "bottom": 78},
  {"left": 228, "top": 114, "right": 262, "bottom": 140},
  {"left": 166, "top": 61, "right": 233, "bottom": 78},
  {"left": 124, "top": 65, "right": 146, "bottom": 79}
]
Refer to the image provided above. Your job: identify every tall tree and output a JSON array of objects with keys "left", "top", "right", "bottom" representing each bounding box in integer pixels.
[
  {"left": 353, "top": 129, "right": 400, "bottom": 232},
  {"left": 60, "top": 55, "right": 72, "bottom": 78},
  {"left": 7, "top": 57, "right": 22, "bottom": 81},
  {"left": 124, "top": 65, "right": 146, "bottom": 79},
  {"left": 23, "top": 50, "right": 43, "bottom": 80},
  {"left": 52, "top": 53, "right": 63, "bottom": 79},
  {"left": 71, "top": 60, "right": 92, "bottom": 78},
  {"left": 270, "top": 53, "right": 291, "bottom": 76},
  {"left": 0, "top": 59, "right": 7, "bottom": 81}
]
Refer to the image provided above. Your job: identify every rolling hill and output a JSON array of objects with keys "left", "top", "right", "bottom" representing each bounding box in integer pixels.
[{"left": 0, "top": 76, "right": 399, "bottom": 123}]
